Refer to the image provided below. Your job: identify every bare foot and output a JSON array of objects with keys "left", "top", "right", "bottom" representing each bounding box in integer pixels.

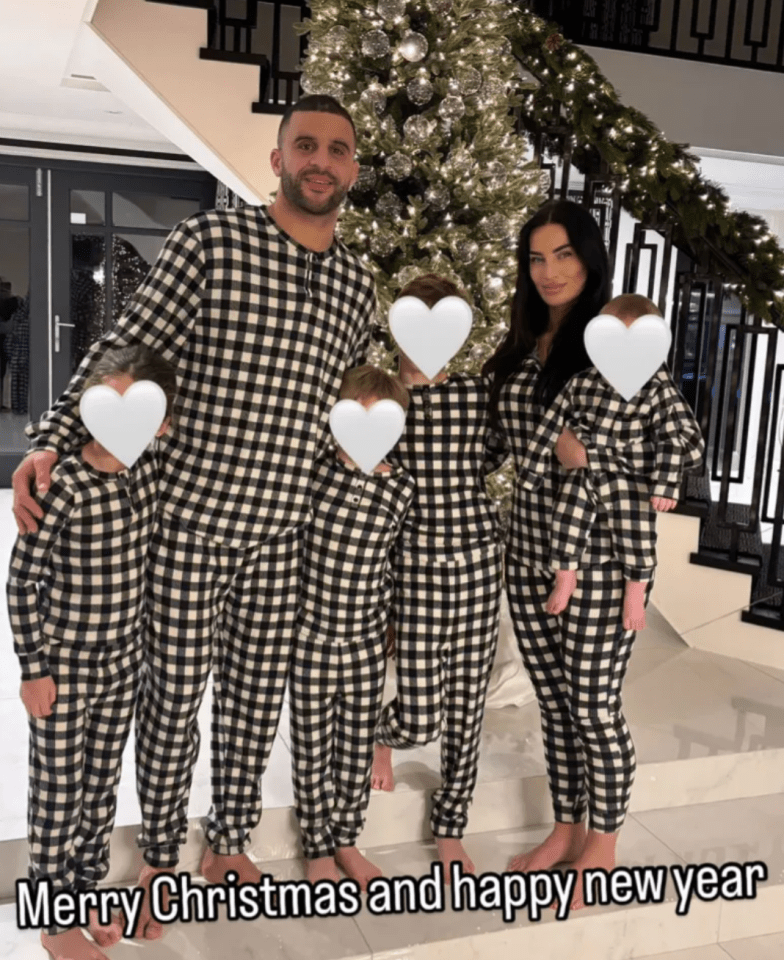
[
  {"left": 623, "top": 581, "right": 647, "bottom": 632},
  {"left": 306, "top": 856, "right": 340, "bottom": 884},
  {"left": 201, "top": 849, "right": 262, "bottom": 884},
  {"left": 335, "top": 846, "right": 383, "bottom": 890},
  {"left": 87, "top": 908, "right": 122, "bottom": 948},
  {"left": 41, "top": 927, "right": 109, "bottom": 960},
  {"left": 508, "top": 821, "right": 587, "bottom": 873},
  {"left": 436, "top": 837, "right": 474, "bottom": 883},
  {"left": 371, "top": 744, "right": 395, "bottom": 791},
  {"left": 546, "top": 570, "right": 577, "bottom": 615},
  {"left": 558, "top": 829, "right": 618, "bottom": 910},
  {"left": 130, "top": 864, "right": 170, "bottom": 940}
]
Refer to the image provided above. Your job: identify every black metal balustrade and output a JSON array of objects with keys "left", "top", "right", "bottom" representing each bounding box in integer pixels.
[
  {"left": 147, "top": 0, "right": 784, "bottom": 631},
  {"left": 526, "top": 0, "right": 784, "bottom": 74}
]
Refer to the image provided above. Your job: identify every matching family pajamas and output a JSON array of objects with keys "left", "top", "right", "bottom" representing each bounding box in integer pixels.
[
  {"left": 498, "top": 355, "right": 704, "bottom": 833},
  {"left": 376, "top": 374, "right": 508, "bottom": 838},
  {"left": 6, "top": 449, "right": 158, "bottom": 934},
  {"left": 517, "top": 366, "right": 704, "bottom": 581},
  {"left": 25, "top": 207, "right": 376, "bottom": 867},
  {"left": 291, "top": 454, "right": 415, "bottom": 859}
]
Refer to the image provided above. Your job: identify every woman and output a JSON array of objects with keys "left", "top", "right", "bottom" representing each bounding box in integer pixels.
[{"left": 484, "top": 198, "right": 647, "bottom": 908}]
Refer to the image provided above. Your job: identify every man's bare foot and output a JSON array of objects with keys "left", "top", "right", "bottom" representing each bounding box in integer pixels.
[
  {"left": 41, "top": 927, "right": 109, "bottom": 960},
  {"left": 557, "top": 829, "right": 618, "bottom": 910},
  {"left": 546, "top": 570, "right": 577, "bottom": 615},
  {"left": 306, "top": 856, "right": 340, "bottom": 884},
  {"left": 371, "top": 744, "right": 395, "bottom": 791},
  {"left": 87, "top": 909, "right": 122, "bottom": 948},
  {"left": 623, "top": 581, "right": 647, "bottom": 632},
  {"left": 335, "top": 846, "right": 383, "bottom": 890},
  {"left": 436, "top": 837, "right": 474, "bottom": 883},
  {"left": 201, "top": 849, "right": 262, "bottom": 884},
  {"left": 131, "top": 864, "right": 170, "bottom": 940},
  {"left": 508, "top": 821, "right": 587, "bottom": 873}
]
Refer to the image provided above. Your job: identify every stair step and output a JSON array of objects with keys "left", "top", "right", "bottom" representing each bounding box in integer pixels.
[
  {"left": 199, "top": 47, "right": 269, "bottom": 67},
  {"left": 146, "top": 0, "right": 212, "bottom": 8}
]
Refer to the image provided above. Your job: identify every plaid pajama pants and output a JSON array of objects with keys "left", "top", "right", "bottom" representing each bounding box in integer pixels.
[
  {"left": 505, "top": 556, "right": 653, "bottom": 833},
  {"left": 551, "top": 472, "right": 657, "bottom": 581},
  {"left": 28, "top": 641, "right": 142, "bottom": 935},
  {"left": 290, "top": 633, "right": 387, "bottom": 859},
  {"left": 376, "top": 543, "right": 503, "bottom": 838},
  {"left": 135, "top": 512, "right": 300, "bottom": 867}
]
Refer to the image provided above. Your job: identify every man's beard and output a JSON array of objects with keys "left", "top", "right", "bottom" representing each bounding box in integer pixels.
[{"left": 280, "top": 167, "right": 349, "bottom": 215}]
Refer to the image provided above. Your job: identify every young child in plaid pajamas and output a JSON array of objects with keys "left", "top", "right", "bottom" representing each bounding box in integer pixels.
[
  {"left": 517, "top": 293, "right": 704, "bottom": 631},
  {"left": 371, "top": 274, "right": 508, "bottom": 877},
  {"left": 291, "top": 365, "right": 414, "bottom": 889},
  {"left": 6, "top": 345, "right": 175, "bottom": 960}
]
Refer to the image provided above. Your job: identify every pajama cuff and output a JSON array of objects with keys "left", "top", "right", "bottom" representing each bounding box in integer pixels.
[
  {"left": 621, "top": 565, "right": 656, "bottom": 583},
  {"left": 651, "top": 481, "right": 681, "bottom": 501},
  {"left": 19, "top": 653, "right": 51, "bottom": 682},
  {"left": 549, "top": 553, "right": 583, "bottom": 572}
]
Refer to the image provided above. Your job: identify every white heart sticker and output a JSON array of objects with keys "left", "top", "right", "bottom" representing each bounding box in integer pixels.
[
  {"left": 329, "top": 399, "right": 406, "bottom": 474},
  {"left": 389, "top": 295, "right": 473, "bottom": 379},
  {"left": 584, "top": 314, "right": 672, "bottom": 401},
  {"left": 80, "top": 380, "right": 167, "bottom": 468}
]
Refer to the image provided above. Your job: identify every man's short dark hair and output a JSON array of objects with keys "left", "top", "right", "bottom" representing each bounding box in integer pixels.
[{"left": 277, "top": 95, "right": 357, "bottom": 150}]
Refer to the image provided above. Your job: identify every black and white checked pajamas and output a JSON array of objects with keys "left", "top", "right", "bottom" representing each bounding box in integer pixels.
[
  {"left": 291, "top": 454, "right": 415, "bottom": 860},
  {"left": 517, "top": 366, "right": 705, "bottom": 581},
  {"left": 26, "top": 207, "right": 376, "bottom": 866},
  {"left": 6, "top": 449, "right": 158, "bottom": 933},
  {"left": 376, "top": 375, "right": 507, "bottom": 838},
  {"left": 498, "top": 355, "right": 703, "bottom": 833}
]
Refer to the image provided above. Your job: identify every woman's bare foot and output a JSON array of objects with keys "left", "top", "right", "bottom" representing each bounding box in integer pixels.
[
  {"left": 436, "top": 837, "right": 474, "bottom": 882},
  {"left": 131, "top": 864, "right": 170, "bottom": 940},
  {"left": 335, "top": 846, "right": 383, "bottom": 890},
  {"left": 201, "top": 849, "right": 262, "bottom": 884},
  {"left": 546, "top": 570, "right": 577, "bottom": 615},
  {"left": 306, "top": 856, "right": 340, "bottom": 884},
  {"left": 371, "top": 744, "right": 395, "bottom": 791},
  {"left": 623, "top": 581, "right": 647, "bottom": 632},
  {"left": 508, "top": 821, "right": 587, "bottom": 873},
  {"left": 559, "top": 829, "right": 618, "bottom": 910},
  {"left": 41, "top": 927, "right": 109, "bottom": 960},
  {"left": 86, "top": 909, "right": 122, "bottom": 948}
]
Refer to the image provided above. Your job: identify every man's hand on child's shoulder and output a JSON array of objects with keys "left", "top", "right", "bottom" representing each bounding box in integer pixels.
[
  {"left": 12, "top": 450, "right": 59, "bottom": 535},
  {"left": 20, "top": 676, "right": 57, "bottom": 718},
  {"left": 650, "top": 496, "right": 677, "bottom": 512}
]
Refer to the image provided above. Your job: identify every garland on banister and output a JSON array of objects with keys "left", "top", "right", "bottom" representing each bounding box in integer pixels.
[{"left": 510, "top": 11, "right": 784, "bottom": 324}]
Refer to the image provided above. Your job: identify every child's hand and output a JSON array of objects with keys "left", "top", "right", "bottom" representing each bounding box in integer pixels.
[
  {"left": 651, "top": 496, "right": 677, "bottom": 512},
  {"left": 20, "top": 677, "right": 56, "bottom": 718}
]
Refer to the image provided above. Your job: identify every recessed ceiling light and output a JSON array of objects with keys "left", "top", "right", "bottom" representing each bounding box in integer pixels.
[{"left": 104, "top": 110, "right": 123, "bottom": 114}]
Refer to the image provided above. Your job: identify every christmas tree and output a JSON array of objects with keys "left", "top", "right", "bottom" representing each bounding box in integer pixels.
[{"left": 296, "top": 0, "right": 549, "bottom": 374}]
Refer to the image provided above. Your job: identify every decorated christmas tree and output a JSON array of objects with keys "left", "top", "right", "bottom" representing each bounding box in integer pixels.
[{"left": 296, "top": 0, "right": 549, "bottom": 374}]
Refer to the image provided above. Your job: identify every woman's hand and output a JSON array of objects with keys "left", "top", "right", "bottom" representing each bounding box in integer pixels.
[
  {"left": 554, "top": 428, "right": 588, "bottom": 469},
  {"left": 20, "top": 676, "right": 57, "bottom": 718}
]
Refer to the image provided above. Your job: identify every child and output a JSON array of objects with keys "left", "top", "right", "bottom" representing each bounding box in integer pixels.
[
  {"left": 517, "top": 293, "right": 704, "bottom": 630},
  {"left": 371, "top": 274, "right": 508, "bottom": 877},
  {"left": 290, "top": 365, "right": 415, "bottom": 889},
  {"left": 6, "top": 345, "right": 175, "bottom": 960}
]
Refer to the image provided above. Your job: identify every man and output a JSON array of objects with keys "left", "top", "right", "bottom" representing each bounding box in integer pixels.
[{"left": 12, "top": 95, "right": 375, "bottom": 941}]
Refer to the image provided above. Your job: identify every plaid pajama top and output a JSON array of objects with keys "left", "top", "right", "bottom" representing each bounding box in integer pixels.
[
  {"left": 385, "top": 374, "right": 508, "bottom": 551},
  {"left": 517, "top": 365, "right": 704, "bottom": 501},
  {"left": 298, "top": 453, "right": 415, "bottom": 640},
  {"left": 26, "top": 207, "right": 376, "bottom": 548},
  {"left": 6, "top": 448, "right": 159, "bottom": 681}
]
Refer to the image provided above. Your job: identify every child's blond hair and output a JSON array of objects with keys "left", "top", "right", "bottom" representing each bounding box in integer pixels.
[{"left": 340, "top": 364, "right": 410, "bottom": 411}]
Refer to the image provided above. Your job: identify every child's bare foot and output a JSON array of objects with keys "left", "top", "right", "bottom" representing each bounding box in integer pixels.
[
  {"left": 557, "top": 829, "right": 618, "bottom": 910},
  {"left": 201, "top": 849, "right": 262, "bottom": 884},
  {"left": 546, "top": 570, "right": 577, "bottom": 615},
  {"left": 41, "top": 927, "right": 109, "bottom": 960},
  {"left": 623, "top": 581, "right": 647, "bottom": 632},
  {"left": 130, "top": 864, "right": 169, "bottom": 940},
  {"left": 436, "top": 837, "right": 474, "bottom": 882},
  {"left": 508, "top": 821, "right": 587, "bottom": 873},
  {"left": 306, "top": 856, "right": 340, "bottom": 883},
  {"left": 87, "top": 908, "right": 122, "bottom": 948},
  {"left": 371, "top": 744, "right": 395, "bottom": 791},
  {"left": 335, "top": 846, "right": 383, "bottom": 890}
]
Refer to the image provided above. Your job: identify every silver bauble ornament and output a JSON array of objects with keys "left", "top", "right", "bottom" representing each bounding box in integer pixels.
[
  {"left": 483, "top": 160, "right": 508, "bottom": 185},
  {"left": 539, "top": 170, "right": 553, "bottom": 192},
  {"left": 480, "top": 76, "right": 507, "bottom": 100},
  {"left": 361, "top": 85, "right": 387, "bottom": 115},
  {"left": 396, "top": 264, "right": 424, "bottom": 289},
  {"left": 403, "top": 114, "right": 434, "bottom": 146},
  {"left": 438, "top": 96, "right": 466, "bottom": 122},
  {"left": 398, "top": 31, "right": 428, "bottom": 62},
  {"left": 454, "top": 239, "right": 479, "bottom": 263},
  {"left": 424, "top": 184, "right": 450, "bottom": 210},
  {"left": 377, "top": 192, "right": 404, "bottom": 219},
  {"left": 371, "top": 230, "right": 397, "bottom": 257},
  {"left": 481, "top": 213, "right": 510, "bottom": 239},
  {"left": 377, "top": 0, "right": 406, "bottom": 19},
  {"left": 325, "top": 26, "right": 351, "bottom": 53},
  {"left": 406, "top": 76, "right": 434, "bottom": 106},
  {"left": 361, "top": 29, "right": 391, "bottom": 58},
  {"left": 353, "top": 165, "right": 377, "bottom": 191},
  {"left": 427, "top": 0, "right": 452, "bottom": 12},
  {"left": 385, "top": 151, "right": 413, "bottom": 181},
  {"left": 448, "top": 66, "right": 482, "bottom": 97},
  {"left": 482, "top": 275, "right": 506, "bottom": 305}
]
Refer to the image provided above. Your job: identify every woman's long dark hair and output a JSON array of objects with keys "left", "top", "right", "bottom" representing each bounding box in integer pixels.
[{"left": 483, "top": 199, "right": 611, "bottom": 426}]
